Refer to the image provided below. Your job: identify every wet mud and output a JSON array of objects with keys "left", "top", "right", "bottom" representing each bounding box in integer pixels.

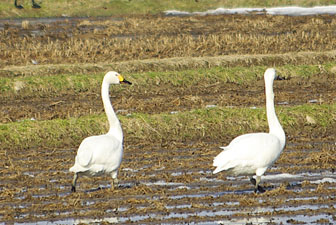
[
  {"left": 1, "top": 140, "right": 335, "bottom": 224},
  {"left": 0, "top": 14, "right": 336, "bottom": 224}
]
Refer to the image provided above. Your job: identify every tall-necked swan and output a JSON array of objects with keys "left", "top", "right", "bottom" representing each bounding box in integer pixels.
[
  {"left": 213, "top": 68, "right": 286, "bottom": 193},
  {"left": 69, "top": 71, "right": 132, "bottom": 192}
]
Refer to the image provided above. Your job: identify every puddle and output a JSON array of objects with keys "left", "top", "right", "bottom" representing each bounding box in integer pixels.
[
  {"left": 169, "top": 191, "right": 228, "bottom": 200},
  {"left": 257, "top": 173, "right": 303, "bottom": 181},
  {"left": 14, "top": 211, "right": 333, "bottom": 225},
  {"left": 199, "top": 177, "right": 224, "bottom": 182},
  {"left": 308, "top": 99, "right": 319, "bottom": 103},
  {"left": 165, "top": 204, "right": 192, "bottom": 209},
  {"left": 217, "top": 214, "right": 334, "bottom": 225},
  {"left": 143, "top": 180, "right": 184, "bottom": 186},
  {"left": 310, "top": 177, "right": 336, "bottom": 184},
  {"left": 14, "top": 217, "right": 119, "bottom": 225},
  {"left": 3, "top": 141, "right": 335, "bottom": 224},
  {"left": 122, "top": 167, "right": 139, "bottom": 172}
]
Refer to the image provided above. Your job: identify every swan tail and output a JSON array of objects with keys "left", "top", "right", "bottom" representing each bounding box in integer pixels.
[
  {"left": 213, "top": 162, "right": 236, "bottom": 174},
  {"left": 213, "top": 166, "right": 224, "bottom": 174},
  {"left": 213, "top": 147, "right": 234, "bottom": 174},
  {"left": 69, "top": 164, "right": 87, "bottom": 173},
  {"left": 213, "top": 147, "right": 228, "bottom": 166}
]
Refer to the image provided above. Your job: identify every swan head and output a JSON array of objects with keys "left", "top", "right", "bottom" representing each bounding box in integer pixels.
[
  {"left": 264, "top": 68, "right": 277, "bottom": 83},
  {"left": 104, "top": 71, "right": 132, "bottom": 85},
  {"left": 264, "top": 68, "right": 285, "bottom": 83}
]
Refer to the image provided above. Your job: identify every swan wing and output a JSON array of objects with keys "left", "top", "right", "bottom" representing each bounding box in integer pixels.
[
  {"left": 73, "top": 135, "right": 122, "bottom": 173},
  {"left": 69, "top": 137, "right": 95, "bottom": 173},
  {"left": 213, "top": 133, "right": 281, "bottom": 174},
  {"left": 76, "top": 138, "right": 94, "bottom": 167}
]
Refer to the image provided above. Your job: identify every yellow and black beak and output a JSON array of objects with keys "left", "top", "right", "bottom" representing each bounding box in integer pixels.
[{"left": 118, "top": 75, "right": 132, "bottom": 85}]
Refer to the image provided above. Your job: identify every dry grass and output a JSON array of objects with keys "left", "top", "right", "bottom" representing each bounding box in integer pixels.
[
  {"left": 2, "top": 51, "right": 336, "bottom": 77},
  {"left": 303, "top": 143, "right": 336, "bottom": 167},
  {"left": 1, "top": 15, "right": 336, "bottom": 68},
  {"left": 21, "top": 20, "right": 29, "bottom": 29}
]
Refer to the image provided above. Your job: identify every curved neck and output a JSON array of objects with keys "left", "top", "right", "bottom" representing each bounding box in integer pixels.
[
  {"left": 101, "top": 79, "right": 123, "bottom": 141},
  {"left": 265, "top": 80, "right": 286, "bottom": 148}
]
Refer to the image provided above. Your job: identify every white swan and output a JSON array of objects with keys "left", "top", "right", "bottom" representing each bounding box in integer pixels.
[
  {"left": 213, "top": 68, "right": 286, "bottom": 193},
  {"left": 69, "top": 71, "right": 132, "bottom": 192}
]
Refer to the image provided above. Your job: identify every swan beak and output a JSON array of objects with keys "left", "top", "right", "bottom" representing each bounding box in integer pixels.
[
  {"left": 118, "top": 75, "right": 132, "bottom": 85},
  {"left": 275, "top": 75, "right": 285, "bottom": 80},
  {"left": 121, "top": 79, "right": 132, "bottom": 85}
]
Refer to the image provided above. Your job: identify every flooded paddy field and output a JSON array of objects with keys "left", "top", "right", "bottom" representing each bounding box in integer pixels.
[
  {"left": 1, "top": 139, "right": 335, "bottom": 224},
  {"left": 0, "top": 13, "right": 336, "bottom": 224}
]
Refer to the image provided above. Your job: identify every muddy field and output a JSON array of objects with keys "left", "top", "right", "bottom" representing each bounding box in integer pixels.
[
  {"left": 1, "top": 14, "right": 336, "bottom": 224},
  {"left": 1, "top": 138, "right": 336, "bottom": 224}
]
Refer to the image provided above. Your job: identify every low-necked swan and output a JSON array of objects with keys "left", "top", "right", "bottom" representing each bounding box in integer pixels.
[
  {"left": 69, "top": 71, "right": 132, "bottom": 192},
  {"left": 213, "top": 68, "right": 286, "bottom": 193}
]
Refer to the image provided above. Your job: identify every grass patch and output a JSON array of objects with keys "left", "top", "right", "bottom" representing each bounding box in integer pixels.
[
  {"left": 1, "top": 0, "right": 336, "bottom": 18},
  {"left": 1, "top": 104, "right": 335, "bottom": 150},
  {"left": 1, "top": 62, "right": 334, "bottom": 97}
]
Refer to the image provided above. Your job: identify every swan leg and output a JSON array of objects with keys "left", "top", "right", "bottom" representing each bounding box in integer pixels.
[
  {"left": 32, "top": 0, "right": 41, "bottom": 8},
  {"left": 253, "top": 176, "right": 265, "bottom": 193},
  {"left": 71, "top": 173, "right": 78, "bottom": 192},
  {"left": 111, "top": 178, "right": 119, "bottom": 190},
  {"left": 250, "top": 177, "right": 256, "bottom": 185}
]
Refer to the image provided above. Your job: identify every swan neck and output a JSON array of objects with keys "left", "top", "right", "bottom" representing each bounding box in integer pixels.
[
  {"left": 265, "top": 80, "right": 285, "bottom": 148},
  {"left": 101, "top": 80, "right": 123, "bottom": 141}
]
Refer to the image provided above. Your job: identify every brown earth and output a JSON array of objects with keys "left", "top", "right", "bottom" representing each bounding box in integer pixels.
[
  {"left": 0, "top": 14, "right": 336, "bottom": 224},
  {"left": 1, "top": 71, "right": 336, "bottom": 123},
  {"left": 1, "top": 139, "right": 335, "bottom": 224}
]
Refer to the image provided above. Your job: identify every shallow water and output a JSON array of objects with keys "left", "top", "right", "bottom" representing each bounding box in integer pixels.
[{"left": 1, "top": 140, "right": 335, "bottom": 224}]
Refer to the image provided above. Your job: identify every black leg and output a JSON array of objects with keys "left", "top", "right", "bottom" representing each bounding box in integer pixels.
[
  {"left": 252, "top": 176, "right": 265, "bottom": 193},
  {"left": 71, "top": 173, "right": 78, "bottom": 192},
  {"left": 257, "top": 185, "right": 265, "bottom": 193},
  {"left": 32, "top": 0, "right": 41, "bottom": 8},
  {"left": 14, "top": 0, "right": 24, "bottom": 9},
  {"left": 71, "top": 186, "right": 76, "bottom": 192}
]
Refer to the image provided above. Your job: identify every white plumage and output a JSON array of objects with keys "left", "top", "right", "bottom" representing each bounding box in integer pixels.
[
  {"left": 69, "top": 71, "right": 131, "bottom": 192},
  {"left": 213, "top": 68, "right": 286, "bottom": 193}
]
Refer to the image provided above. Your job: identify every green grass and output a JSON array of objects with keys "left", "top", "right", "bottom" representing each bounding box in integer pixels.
[
  {"left": 1, "top": 104, "right": 335, "bottom": 150},
  {"left": 1, "top": 0, "right": 336, "bottom": 18},
  {"left": 2, "top": 50, "right": 335, "bottom": 78},
  {"left": 1, "top": 63, "right": 334, "bottom": 97},
  {"left": 1, "top": 62, "right": 335, "bottom": 150}
]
